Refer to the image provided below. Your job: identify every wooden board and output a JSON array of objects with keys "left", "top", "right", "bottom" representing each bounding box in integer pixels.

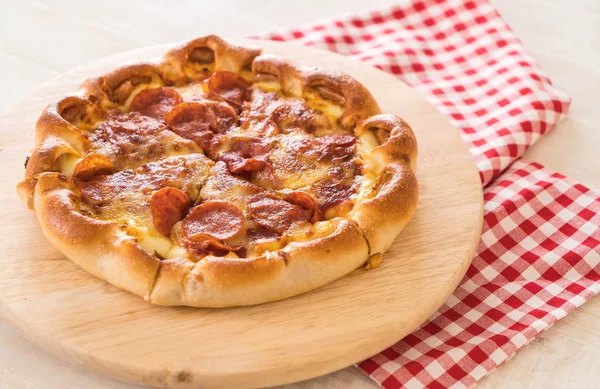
[{"left": 0, "top": 40, "right": 483, "bottom": 389}]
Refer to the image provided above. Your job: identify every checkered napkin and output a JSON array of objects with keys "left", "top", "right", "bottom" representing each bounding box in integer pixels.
[
  {"left": 258, "top": 1, "right": 600, "bottom": 388},
  {"left": 261, "top": 0, "right": 570, "bottom": 186},
  {"left": 359, "top": 161, "right": 600, "bottom": 388}
]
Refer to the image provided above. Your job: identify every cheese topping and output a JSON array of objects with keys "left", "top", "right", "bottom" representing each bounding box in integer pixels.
[
  {"left": 75, "top": 154, "right": 213, "bottom": 257},
  {"left": 56, "top": 153, "right": 82, "bottom": 176},
  {"left": 67, "top": 71, "right": 382, "bottom": 260}
]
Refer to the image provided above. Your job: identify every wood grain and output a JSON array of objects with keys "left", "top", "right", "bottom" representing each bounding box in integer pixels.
[
  {"left": 0, "top": 40, "right": 482, "bottom": 389},
  {"left": 3, "top": 1, "right": 598, "bottom": 388}
]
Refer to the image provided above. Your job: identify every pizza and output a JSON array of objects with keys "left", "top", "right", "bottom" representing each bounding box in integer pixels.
[{"left": 17, "top": 36, "right": 418, "bottom": 307}]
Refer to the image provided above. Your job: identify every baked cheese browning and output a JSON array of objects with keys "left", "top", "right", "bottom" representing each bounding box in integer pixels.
[
  {"left": 248, "top": 194, "right": 312, "bottom": 235},
  {"left": 241, "top": 86, "right": 346, "bottom": 137},
  {"left": 58, "top": 112, "right": 202, "bottom": 177},
  {"left": 214, "top": 130, "right": 362, "bottom": 217},
  {"left": 37, "top": 71, "right": 376, "bottom": 260},
  {"left": 248, "top": 133, "right": 358, "bottom": 191},
  {"left": 170, "top": 162, "right": 333, "bottom": 259},
  {"left": 74, "top": 154, "right": 213, "bottom": 257},
  {"left": 190, "top": 79, "right": 365, "bottom": 215},
  {"left": 198, "top": 161, "right": 264, "bottom": 212},
  {"left": 305, "top": 180, "right": 357, "bottom": 219}
]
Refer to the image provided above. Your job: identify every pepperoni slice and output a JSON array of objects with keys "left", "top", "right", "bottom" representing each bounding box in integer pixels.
[
  {"left": 164, "top": 101, "right": 238, "bottom": 156},
  {"left": 150, "top": 187, "right": 192, "bottom": 237},
  {"left": 217, "top": 138, "right": 274, "bottom": 176},
  {"left": 232, "top": 158, "right": 266, "bottom": 175},
  {"left": 285, "top": 191, "right": 324, "bottom": 222},
  {"left": 164, "top": 102, "right": 216, "bottom": 144},
  {"left": 207, "top": 71, "right": 250, "bottom": 108},
  {"left": 164, "top": 101, "right": 238, "bottom": 138},
  {"left": 183, "top": 200, "right": 245, "bottom": 241},
  {"left": 129, "top": 87, "right": 183, "bottom": 120},
  {"left": 311, "top": 181, "right": 355, "bottom": 213},
  {"left": 318, "top": 134, "right": 356, "bottom": 147},
  {"left": 248, "top": 195, "right": 312, "bottom": 234},
  {"left": 73, "top": 154, "right": 115, "bottom": 181},
  {"left": 231, "top": 139, "right": 271, "bottom": 158},
  {"left": 77, "top": 170, "right": 134, "bottom": 205},
  {"left": 304, "top": 134, "right": 357, "bottom": 161},
  {"left": 220, "top": 153, "right": 267, "bottom": 175},
  {"left": 198, "top": 239, "right": 242, "bottom": 257}
]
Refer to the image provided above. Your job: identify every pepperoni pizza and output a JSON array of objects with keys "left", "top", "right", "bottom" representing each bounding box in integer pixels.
[{"left": 17, "top": 36, "right": 418, "bottom": 307}]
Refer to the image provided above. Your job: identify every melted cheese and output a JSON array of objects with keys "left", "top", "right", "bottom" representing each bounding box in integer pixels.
[
  {"left": 355, "top": 129, "right": 384, "bottom": 199},
  {"left": 78, "top": 155, "right": 213, "bottom": 257},
  {"left": 64, "top": 69, "right": 375, "bottom": 260},
  {"left": 303, "top": 89, "right": 345, "bottom": 133},
  {"left": 199, "top": 163, "right": 262, "bottom": 212},
  {"left": 183, "top": 63, "right": 215, "bottom": 80},
  {"left": 123, "top": 75, "right": 164, "bottom": 109},
  {"left": 253, "top": 80, "right": 282, "bottom": 93},
  {"left": 356, "top": 130, "right": 379, "bottom": 155},
  {"left": 285, "top": 220, "right": 334, "bottom": 243},
  {"left": 128, "top": 222, "right": 173, "bottom": 258},
  {"left": 238, "top": 69, "right": 254, "bottom": 82},
  {"left": 56, "top": 153, "right": 82, "bottom": 176},
  {"left": 276, "top": 161, "right": 331, "bottom": 190},
  {"left": 247, "top": 239, "right": 284, "bottom": 258},
  {"left": 177, "top": 83, "right": 207, "bottom": 101},
  {"left": 84, "top": 113, "right": 203, "bottom": 172},
  {"left": 259, "top": 134, "right": 333, "bottom": 190}
]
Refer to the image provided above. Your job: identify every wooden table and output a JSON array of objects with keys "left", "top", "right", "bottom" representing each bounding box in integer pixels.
[{"left": 1, "top": 1, "right": 598, "bottom": 388}]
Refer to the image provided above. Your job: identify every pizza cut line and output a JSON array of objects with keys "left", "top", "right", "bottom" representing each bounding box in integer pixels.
[{"left": 17, "top": 36, "right": 418, "bottom": 307}]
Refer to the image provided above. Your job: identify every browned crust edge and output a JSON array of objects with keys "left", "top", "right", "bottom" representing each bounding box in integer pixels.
[
  {"left": 33, "top": 173, "right": 160, "bottom": 299},
  {"left": 350, "top": 114, "right": 419, "bottom": 255},
  {"left": 252, "top": 55, "right": 382, "bottom": 128},
  {"left": 19, "top": 36, "right": 418, "bottom": 307},
  {"left": 150, "top": 218, "right": 369, "bottom": 307}
]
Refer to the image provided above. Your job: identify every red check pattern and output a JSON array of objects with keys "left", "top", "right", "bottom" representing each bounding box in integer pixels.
[
  {"left": 359, "top": 160, "right": 600, "bottom": 388},
  {"left": 260, "top": 0, "right": 570, "bottom": 186},
  {"left": 258, "top": 1, "right": 600, "bottom": 388}
]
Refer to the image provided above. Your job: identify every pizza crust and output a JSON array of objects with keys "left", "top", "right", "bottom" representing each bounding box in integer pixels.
[
  {"left": 34, "top": 173, "right": 369, "bottom": 307},
  {"left": 348, "top": 114, "right": 419, "bottom": 254},
  {"left": 150, "top": 218, "right": 368, "bottom": 307},
  {"left": 350, "top": 162, "right": 418, "bottom": 255},
  {"left": 19, "top": 35, "right": 418, "bottom": 307},
  {"left": 33, "top": 173, "right": 160, "bottom": 298}
]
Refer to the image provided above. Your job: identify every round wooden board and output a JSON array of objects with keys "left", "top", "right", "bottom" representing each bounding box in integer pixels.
[{"left": 0, "top": 40, "right": 483, "bottom": 389}]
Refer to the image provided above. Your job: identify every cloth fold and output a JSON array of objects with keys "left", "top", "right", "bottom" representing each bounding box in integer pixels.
[{"left": 257, "top": 1, "right": 600, "bottom": 388}]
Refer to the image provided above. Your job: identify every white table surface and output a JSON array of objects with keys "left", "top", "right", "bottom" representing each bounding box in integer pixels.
[{"left": 1, "top": 1, "right": 599, "bottom": 388}]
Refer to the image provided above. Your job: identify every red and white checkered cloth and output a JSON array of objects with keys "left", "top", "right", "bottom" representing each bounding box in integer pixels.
[
  {"left": 258, "top": 1, "right": 600, "bottom": 388},
  {"left": 261, "top": 0, "right": 570, "bottom": 186},
  {"left": 359, "top": 161, "right": 600, "bottom": 388}
]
